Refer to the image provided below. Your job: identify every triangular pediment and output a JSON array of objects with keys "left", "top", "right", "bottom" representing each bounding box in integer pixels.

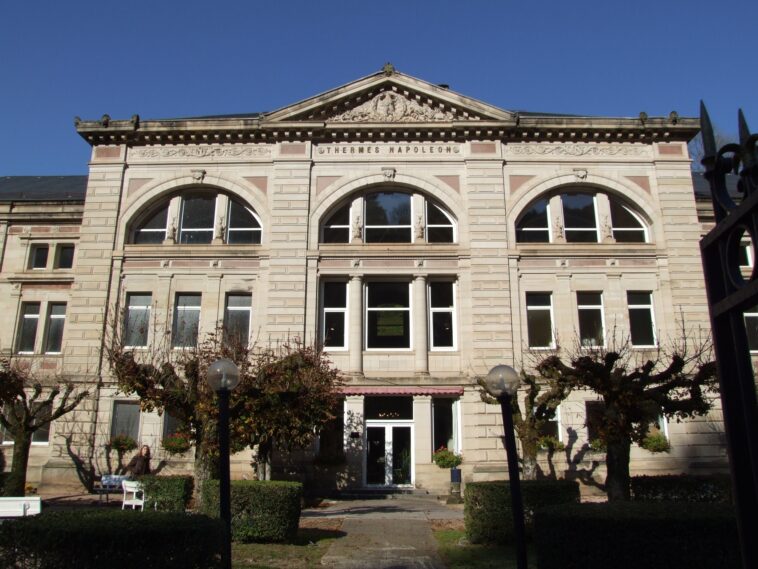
[{"left": 264, "top": 68, "right": 515, "bottom": 124}]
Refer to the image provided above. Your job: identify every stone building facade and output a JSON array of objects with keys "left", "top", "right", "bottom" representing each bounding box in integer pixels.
[{"left": 0, "top": 68, "right": 727, "bottom": 494}]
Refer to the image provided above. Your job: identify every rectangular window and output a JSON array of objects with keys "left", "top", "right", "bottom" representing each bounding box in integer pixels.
[
  {"left": 163, "top": 413, "right": 183, "bottom": 439},
  {"left": 172, "top": 293, "right": 201, "bottom": 348},
  {"left": 364, "top": 193, "right": 412, "bottom": 243},
  {"left": 562, "top": 194, "right": 598, "bottom": 243},
  {"left": 537, "top": 404, "right": 562, "bottom": 442},
  {"left": 526, "top": 292, "right": 554, "bottom": 348},
  {"left": 179, "top": 196, "right": 216, "bottom": 244},
  {"left": 627, "top": 291, "right": 656, "bottom": 347},
  {"left": 44, "top": 303, "right": 66, "bottom": 354},
  {"left": 366, "top": 282, "right": 411, "bottom": 349},
  {"left": 429, "top": 282, "right": 455, "bottom": 349},
  {"left": 124, "top": 294, "right": 151, "bottom": 347},
  {"left": 745, "top": 306, "right": 758, "bottom": 352},
  {"left": 224, "top": 293, "right": 252, "bottom": 347},
  {"left": 31, "top": 403, "right": 51, "bottom": 444},
  {"left": 321, "top": 282, "right": 347, "bottom": 349},
  {"left": 17, "top": 302, "right": 40, "bottom": 353},
  {"left": 111, "top": 401, "right": 140, "bottom": 441},
  {"left": 577, "top": 292, "right": 604, "bottom": 347},
  {"left": 585, "top": 401, "right": 606, "bottom": 442},
  {"left": 55, "top": 245, "right": 75, "bottom": 269},
  {"left": 29, "top": 244, "right": 49, "bottom": 270}
]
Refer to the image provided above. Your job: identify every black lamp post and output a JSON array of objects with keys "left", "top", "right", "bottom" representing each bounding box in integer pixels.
[
  {"left": 207, "top": 358, "right": 240, "bottom": 569},
  {"left": 484, "top": 364, "right": 527, "bottom": 569}
]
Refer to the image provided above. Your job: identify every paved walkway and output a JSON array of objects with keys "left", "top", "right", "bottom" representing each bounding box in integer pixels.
[{"left": 304, "top": 495, "right": 463, "bottom": 569}]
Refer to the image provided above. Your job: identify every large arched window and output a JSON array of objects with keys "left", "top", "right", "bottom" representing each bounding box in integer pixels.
[
  {"left": 319, "top": 188, "right": 457, "bottom": 244},
  {"left": 515, "top": 189, "right": 649, "bottom": 244},
  {"left": 130, "top": 191, "right": 261, "bottom": 245}
]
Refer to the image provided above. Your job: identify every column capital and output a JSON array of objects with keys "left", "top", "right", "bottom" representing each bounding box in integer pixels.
[{"left": 413, "top": 273, "right": 428, "bottom": 281}]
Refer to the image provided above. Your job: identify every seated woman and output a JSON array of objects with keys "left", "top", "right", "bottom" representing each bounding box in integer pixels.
[{"left": 125, "top": 444, "right": 151, "bottom": 477}]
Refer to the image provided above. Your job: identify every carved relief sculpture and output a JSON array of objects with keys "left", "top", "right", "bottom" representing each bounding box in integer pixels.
[
  {"left": 415, "top": 215, "right": 425, "bottom": 239},
  {"left": 352, "top": 215, "right": 363, "bottom": 239},
  {"left": 331, "top": 91, "right": 460, "bottom": 123}
]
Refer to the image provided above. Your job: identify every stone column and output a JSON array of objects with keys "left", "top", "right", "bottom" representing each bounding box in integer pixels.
[
  {"left": 413, "top": 395, "right": 433, "bottom": 464},
  {"left": 344, "top": 395, "right": 365, "bottom": 488},
  {"left": 413, "top": 274, "right": 429, "bottom": 375},
  {"left": 348, "top": 275, "right": 363, "bottom": 375}
]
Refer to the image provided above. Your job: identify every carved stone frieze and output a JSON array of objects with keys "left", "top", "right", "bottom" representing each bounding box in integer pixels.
[
  {"left": 131, "top": 145, "right": 271, "bottom": 160},
  {"left": 331, "top": 91, "right": 461, "bottom": 123},
  {"left": 504, "top": 143, "right": 652, "bottom": 158}
]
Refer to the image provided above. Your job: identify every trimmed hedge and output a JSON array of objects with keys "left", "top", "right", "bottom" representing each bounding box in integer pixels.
[
  {"left": 201, "top": 480, "right": 302, "bottom": 542},
  {"left": 464, "top": 480, "right": 580, "bottom": 544},
  {"left": 631, "top": 474, "right": 732, "bottom": 503},
  {"left": 140, "top": 475, "right": 194, "bottom": 512},
  {"left": 0, "top": 509, "right": 223, "bottom": 569},
  {"left": 534, "top": 502, "right": 739, "bottom": 569}
]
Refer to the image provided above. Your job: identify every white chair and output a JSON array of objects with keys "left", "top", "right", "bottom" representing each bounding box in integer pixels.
[{"left": 121, "top": 480, "right": 145, "bottom": 511}]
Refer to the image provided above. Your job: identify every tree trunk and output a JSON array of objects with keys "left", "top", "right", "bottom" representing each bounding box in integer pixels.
[
  {"left": 522, "top": 454, "right": 538, "bottom": 481},
  {"left": 193, "top": 444, "right": 218, "bottom": 509},
  {"left": 605, "top": 438, "right": 631, "bottom": 501},
  {"left": 4, "top": 433, "right": 33, "bottom": 497},
  {"left": 256, "top": 442, "right": 272, "bottom": 481}
]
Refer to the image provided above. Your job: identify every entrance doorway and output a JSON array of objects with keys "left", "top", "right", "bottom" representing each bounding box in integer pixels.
[{"left": 365, "top": 423, "right": 414, "bottom": 486}]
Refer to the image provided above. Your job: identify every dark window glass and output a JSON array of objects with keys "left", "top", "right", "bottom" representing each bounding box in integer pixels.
[
  {"left": 163, "top": 413, "right": 183, "bottom": 438},
  {"left": 433, "top": 398, "right": 455, "bottom": 451},
  {"left": 365, "top": 227, "right": 412, "bottom": 242},
  {"left": 430, "top": 282, "right": 454, "bottom": 308},
  {"left": 180, "top": 196, "right": 215, "bottom": 244},
  {"left": 627, "top": 291, "right": 655, "bottom": 346},
  {"left": 224, "top": 293, "right": 251, "bottom": 346},
  {"left": 134, "top": 205, "right": 168, "bottom": 244},
  {"left": 172, "top": 293, "right": 201, "bottom": 347},
  {"left": 31, "top": 245, "right": 49, "bottom": 269},
  {"left": 227, "top": 200, "right": 261, "bottom": 244},
  {"left": 365, "top": 193, "right": 411, "bottom": 243},
  {"left": 431, "top": 312, "right": 454, "bottom": 348},
  {"left": 577, "top": 292, "right": 604, "bottom": 346},
  {"left": 323, "top": 312, "right": 346, "bottom": 347},
  {"left": 367, "top": 283, "right": 409, "bottom": 308},
  {"left": 526, "top": 291, "right": 553, "bottom": 349},
  {"left": 746, "top": 307, "right": 758, "bottom": 351},
  {"left": 367, "top": 311, "right": 410, "bottom": 348},
  {"left": 322, "top": 282, "right": 347, "bottom": 348},
  {"left": 323, "top": 282, "right": 347, "bottom": 308},
  {"left": 365, "top": 397, "right": 413, "bottom": 420},
  {"left": 124, "top": 294, "right": 151, "bottom": 347},
  {"left": 611, "top": 200, "right": 647, "bottom": 243},
  {"left": 322, "top": 204, "right": 351, "bottom": 244},
  {"left": 17, "top": 302, "right": 40, "bottom": 353},
  {"left": 426, "top": 202, "right": 455, "bottom": 243},
  {"left": 31, "top": 403, "right": 51, "bottom": 443},
  {"left": 44, "top": 303, "right": 66, "bottom": 353},
  {"left": 427, "top": 227, "right": 454, "bottom": 243},
  {"left": 111, "top": 401, "right": 140, "bottom": 440},
  {"left": 56, "top": 245, "right": 75, "bottom": 269},
  {"left": 516, "top": 199, "right": 550, "bottom": 243},
  {"left": 537, "top": 417, "right": 559, "bottom": 439},
  {"left": 585, "top": 401, "right": 606, "bottom": 442},
  {"left": 562, "top": 194, "right": 598, "bottom": 242},
  {"left": 427, "top": 203, "right": 450, "bottom": 225},
  {"left": 430, "top": 282, "right": 455, "bottom": 349}
]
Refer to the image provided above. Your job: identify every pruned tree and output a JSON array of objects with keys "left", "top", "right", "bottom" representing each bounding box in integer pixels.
[
  {"left": 535, "top": 332, "right": 718, "bottom": 501},
  {"left": 478, "top": 369, "right": 571, "bottom": 480},
  {"left": 0, "top": 358, "right": 89, "bottom": 496},
  {"left": 105, "top": 330, "right": 343, "bottom": 500}
]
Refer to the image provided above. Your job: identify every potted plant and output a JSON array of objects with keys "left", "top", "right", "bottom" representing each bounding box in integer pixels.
[
  {"left": 433, "top": 446, "right": 463, "bottom": 503},
  {"left": 162, "top": 432, "right": 192, "bottom": 455}
]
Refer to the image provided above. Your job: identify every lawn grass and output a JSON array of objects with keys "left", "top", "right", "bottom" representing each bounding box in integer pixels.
[
  {"left": 232, "top": 526, "right": 344, "bottom": 569},
  {"left": 434, "top": 530, "right": 537, "bottom": 569}
]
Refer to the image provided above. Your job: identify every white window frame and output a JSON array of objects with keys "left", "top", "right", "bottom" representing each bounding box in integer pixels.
[
  {"left": 172, "top": 293, "right": 202, "bottom": 349},
  {"left": 525, "top": 292, "right": 555, "bottom": 349},
  {"left": 516, "top": 200, "right": 552, "bottom": 243},
  {"left": 425, "top": 202, "right": 457, "bottom": 244},
  {"left": 226, "top": 201, "right": 262, "bottom": 245},
  {"left": 363, "top": 193, "right": 414, "bottom": 244},
  {"left": 562, "top": 194, "right": 599, "bottom": 243},
  {"left": 537, "top": 403, "right": 563, "bottom": 443},
  {"left": 223, "top": 293, "right": 253, "bottom": 346},
  {"left": 577, "top": 291, "right": 606, "bottom": 348},
  {"left": 124, "top": 293, "right": 152, "bottom": 349},
  {"left": 321, "top": 281, "right": 349, "bottom": 351},
  {"left": 365, "top": 282, "right": 413, "bottom": 351},
  {"left": 43, "top": 302, "right": 66, "bottom": 355},
  {"left": 133, "top": 205, "right": 169, "bottom": 244},
  {"left": 611, "top": 201, "right": 649, "bottom": 243},
  {"left": 110, "top": 400, "right": 141, "bottom": 442},
  {"left": 627, "top": 291, "right": 657, "bottom": 348},
  {"left": 16, "top": 302, "right": 41, "bottom": 354},
  {"left": 29, "top": 244, "right": 49, "bottom": 270},
  {"left": 321, "top": 202, "right": 353, "bottom": 244},
  {"left": 178, "top": 196, "right": 218, "bottom": 244},
  {"left": 428, "top": 281, "right": 457, "bottom": 351}
]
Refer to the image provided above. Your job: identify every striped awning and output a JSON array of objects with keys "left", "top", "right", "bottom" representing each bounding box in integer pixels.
[{"left": 339, "top": 386, "right": 464, "bottom": 396}]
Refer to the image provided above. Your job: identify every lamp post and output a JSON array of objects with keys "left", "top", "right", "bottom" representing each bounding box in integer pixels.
[
  {"left": 484, "top": 364, "right": 528, "bottom": 569},
  {"left": 206, "top": 358, "right": 240, "bottom": 569}
]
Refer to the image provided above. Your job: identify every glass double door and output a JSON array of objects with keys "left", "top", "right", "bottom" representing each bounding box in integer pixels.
[{"left": 365, "top": 422, "right": 413, "bottom": 486}]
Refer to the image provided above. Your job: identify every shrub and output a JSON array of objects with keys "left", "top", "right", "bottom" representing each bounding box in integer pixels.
[
  {"left": 631, "top": 474, "right": 732, "bottom": 503},
  {"left": 537, "top": 435, "right": 565, "bottom": 452},
  {"left": 640, "top": 432, "right": 670, "bottom": 453},
  {"left": 464, "top": 480, "right": 580, "bottom": 544},
  {"left": 534, "top": 502, "right": 739, "bottom": 569},
  {"left": 140, "top": 475, "right": 194, "bottom": 512},
  {"left": 0, "top": 509, "right": 223, "bottom": 569},
  {"left": 201, "top": 479, "right": 302, "bottom": 542},
  {"left": 589, "top": 438, "right": 606, "bottom": 452},
  {"left": 161, "top": 432, "right": 192, "bottom": 455},
  {"left": 432, "top": 447, "right": 463, "bottom": 469},
  {"left": 109, "top": 434, "right": 137, "bottom": 454}
]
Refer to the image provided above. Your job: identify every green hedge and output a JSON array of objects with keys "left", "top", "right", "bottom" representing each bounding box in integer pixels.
[
  {"left": 0, "top": 510, "right": 223, "bottom": 569},
  {"left": 464, "top": 480, "right": 580, "bottom": 544},
  {"left": 140, "top": 475, "right": 194, "bottom": 512},
  {"left": 534, "top": 502, "right": 739, "bottom": 569},
  {"left": 201, "top": 480, "right": 302, "bottom": 542},
  {"left": 631, "top": 474, "right": 732, "bottom": 503}
]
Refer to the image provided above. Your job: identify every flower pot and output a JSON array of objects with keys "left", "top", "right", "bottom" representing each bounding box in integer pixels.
[
  {"left": 447, "top": 467, "right": 462, "bottom": 504},
  {"left": 450, "top": 467, "right": 462, "bottom": 483}
]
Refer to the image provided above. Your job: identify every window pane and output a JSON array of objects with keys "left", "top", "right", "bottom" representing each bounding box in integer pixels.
[
  {"left": 180, "top": 229, "right": 214, "bottom": 244},
  {"left": 224, "top": 294, "right": 251, "bottom": 346},
  {"left": 227, "top": 229, "right": 261, "bottom": 245},
  {"left": 613, "top": 229, "right": 647, "bottom": 243},
  {"left": 585, "top": 401, "right": 605, "bottom": 441},
  {"left": 432, "top": 312, "right": 454, "bottom": 347},
  {"left": 518, "top": 200, "right": 549, "bottom": 229},
  {"left": 323, "top": 312, "right": 346, "bottom": 347},
  {"left": 31, "top": 403, "right": 51, "bottom": 443},
  {"left": 57, "top": 245, "right": 75, "bottom": 269},
  {"left": 579, "top": 310, "right": 604, "bottom": 345},
  {"left": 368, "top": 283, "right": 409, "bottom": 308},
  {"left": 44, "top": 304, "right": 66, "bottom": 353},
  {"left": 745, "top": 312, "right": 758, "bottom": 351},
  {"left": 17, "top": 303, "right": 40, "bottom": 352},
  {"left": 141, "top": 205, "right": 168, "bottom": 231},
  {"left": 627, "top": 292, "right": 651, "bottom": 305},
  {"left": 526, "top": 293, "right": 551, "bottom": 307},
  {"left": 172, "top": 294, "right": 201, "bottom": 347},
  {"left": 365, "top": 396, "right": 413, "bottom": 420},
  {"left": 163, "top": 413, "right": 182, "bottom": 438},
  {"left": 181, "top": 196, "right": 215, "bottom": 229},
  {"left": 537, "top": 420, "right": 559, "bottom": 439},
  {"left": 365, "top": 193, "right": 411, "bottom": 226},
  {"left": 32, "top": 245, "right": 49, "bottom": 269},
  {"left": 427, "top": 227, "right": 454, "bottom": 243},
  {"left": 111, "top": 401, "right": 140, "bottom": 440},
  {"left": 322, "top": 227, "right": 350, "bottom": 243},
  {"left": 610, "top": 200, "right": 643, "bottom": 229},
  {"left": 562, "top": 194, "right": 596, "bottom": 228},
  {"left": 323, "top": 282, "right": 347, "bottom": 308},
  {"left": 427, "top": 203, "right": 451, "bottom": 225},
  {"left": 367, "top": 311, "right": 410, "bottom": 348},
  {"left": 577, "top": 292, "right": 601, "bottom": 306},
  {"left": 134, "top": 230, "right": 165, "bottom": 245},
  {"left": 516, "top": 229, "right": 550, "bottom": 243},
  {"left": 134, "top": 204, "right": 168, "bottom": 244},
  {"left": 226, "top": 294, "right": 251, "bottom": 308},
  {"left": 527, "top": 310, "right": 553, "bottom": 348},
  {"left": 365, "top": 227, "right": 412, "bottom": 243},
  {"left": 326, "top": 204, "right": 350, "bottom": 226},
  {"left": 565, "top": 230, "right": 598, "bottom": 243},
  {"left": 228, "top": 200, "right": 260, "bottom": 229},
  {"left": 430, "top": 282, "right": 453, "bottom": 308},
  {"left": 629, "top": 308, "right": 655, "bottom": 346}
]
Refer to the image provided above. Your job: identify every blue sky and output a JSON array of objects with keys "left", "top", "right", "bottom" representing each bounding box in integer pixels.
[{"left": 1, "top": 0, "right": 755, "bottom": 175}]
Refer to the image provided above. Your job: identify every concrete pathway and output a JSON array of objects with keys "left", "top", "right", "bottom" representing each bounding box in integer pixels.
[{"left": 305, "top": 495, "right": 462, "bottom": 569}]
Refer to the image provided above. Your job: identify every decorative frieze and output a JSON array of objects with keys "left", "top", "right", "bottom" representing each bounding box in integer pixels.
[
  {"left": 331, "top": 91, "right": 461, "bottom": 123},
  {"left": 505, "top": 143, "right": 652, "bottom": 158},
  {"left": 130, "top": 145, "right": 272, "bottom": 160}
]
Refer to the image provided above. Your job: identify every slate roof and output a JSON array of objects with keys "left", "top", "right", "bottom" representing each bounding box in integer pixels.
[{"left": 0, "top": 176, "right": 87, "bottom": 202}]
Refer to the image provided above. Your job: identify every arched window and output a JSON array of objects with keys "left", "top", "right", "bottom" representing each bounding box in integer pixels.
[
  {"left": 515, "top": 189, "right": 649, "bottom": 244},
  {"left": 319, "top": 188, "right": 456, "bottom": 245},
  {"left": 130, "top": 191, "right": 262, "bottom": 245}
]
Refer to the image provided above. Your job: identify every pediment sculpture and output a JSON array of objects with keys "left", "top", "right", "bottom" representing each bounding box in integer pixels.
[{"left": 330, "top": 91, "right": 462, "bottom": 123}]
